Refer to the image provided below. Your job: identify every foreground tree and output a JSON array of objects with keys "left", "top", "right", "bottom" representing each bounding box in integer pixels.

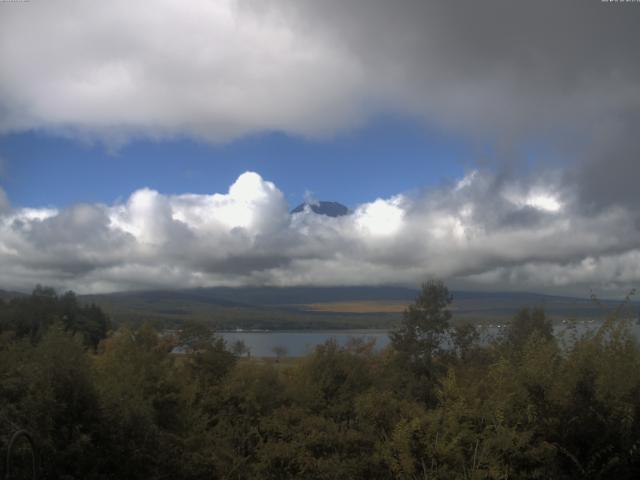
[
  {"left": 451, "top": 322, "right": 480, "bottom": 361},
  {"left": 391, "top": 281, "right": 452, "bottom": 364},
  {"left": 0, "top": 286, "right": 110, "bottom": 348},
  {"left": 390, "top": 280, "right": 453, "bottom": 403},
  {"left": 505, "top": 306, "right": 553, "bottom": 351}
]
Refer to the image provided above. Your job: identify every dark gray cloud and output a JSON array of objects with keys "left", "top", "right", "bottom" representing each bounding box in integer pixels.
[
  {"left": 569, "top": 117, "right": 640, "bottom": 212},
  {"left": 0, "top": 187, "right": 9, "bottom": 214},
  {"left": 267, "top": 0, "right": 640, "bottom": 132}
]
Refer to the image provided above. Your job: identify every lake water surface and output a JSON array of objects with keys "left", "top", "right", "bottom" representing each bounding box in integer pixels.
[
  {"left": 220, "top": 321, "right": 640, "bottom": 357},
  {"left": 220, "top": 329, "right": 391, "bottom": 357}
]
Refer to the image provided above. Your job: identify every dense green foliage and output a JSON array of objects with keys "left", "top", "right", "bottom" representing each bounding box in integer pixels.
[
  {"left": 2, "top": 284, "right": 640, "bottom": 479},
  {"left": 0, "top": 286, "right": 110, "bottom": 348}
]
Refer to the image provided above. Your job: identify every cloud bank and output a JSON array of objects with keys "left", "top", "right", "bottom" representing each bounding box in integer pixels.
[
  {"left": 1, "top": 171, "right": 638, "bottom": 295},
  {"left": 0, "top": 0, "right": 369, "bottom": 143},
  {"left": 1, "top": 1, "right": 638, "bottom": 147}
]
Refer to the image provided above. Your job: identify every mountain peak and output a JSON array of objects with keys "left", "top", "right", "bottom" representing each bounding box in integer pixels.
[{"left": 291, "top": 201, "right": 349, "bottom": 217}]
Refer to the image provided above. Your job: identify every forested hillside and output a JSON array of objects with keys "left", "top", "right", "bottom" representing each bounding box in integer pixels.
[{"left": 2, "top": 283, "right": 640, "bottom": 479}]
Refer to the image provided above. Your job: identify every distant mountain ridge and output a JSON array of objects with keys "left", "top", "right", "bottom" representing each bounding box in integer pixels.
[
  {"left": 291, "top": 201, "right": 349, "bottom": 217},
  {"left": 79, "top": 285, "right": 640, "bottom": 330},
  {"left": 0, "top": 289, "right": 27, "bottom": 301}
]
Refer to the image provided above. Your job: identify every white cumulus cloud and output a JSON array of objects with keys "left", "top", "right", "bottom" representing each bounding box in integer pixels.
[
  {"left": 0, "top": 170, "right": 639, "bottom": 295},
  {"left": 0, "top": 0, "right": 367, "bottom": 144}
]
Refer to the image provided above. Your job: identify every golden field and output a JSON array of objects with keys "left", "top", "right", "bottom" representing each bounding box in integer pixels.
[{"left": 301, "top": 300, "right": 410, "bottom": 313}]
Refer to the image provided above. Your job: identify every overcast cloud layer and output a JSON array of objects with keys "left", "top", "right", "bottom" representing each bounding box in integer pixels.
[
  {"left": 2, "top": 2, "right": 639, "bottom": 146},
  {"left": 0, "top": 171, "right": 639, "bottom": 295},
  {"left": 1, "top": 1, "right": 639, "bottom": 294}
]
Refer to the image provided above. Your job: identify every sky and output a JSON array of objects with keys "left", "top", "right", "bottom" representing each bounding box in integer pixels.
[
  {"left": 0, "top": 0, "right": 639, "bottom": 296},
  {"left": 0, "top": 115, "right": 470, "bottom": 209}
]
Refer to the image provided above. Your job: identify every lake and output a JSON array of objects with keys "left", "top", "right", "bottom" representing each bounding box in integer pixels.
[
  {"left": 219, "top": 320, "right": 640, "bottom": 357},
  {"left": 220, "top": 329, "right": 391, "bottom": 357}
]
